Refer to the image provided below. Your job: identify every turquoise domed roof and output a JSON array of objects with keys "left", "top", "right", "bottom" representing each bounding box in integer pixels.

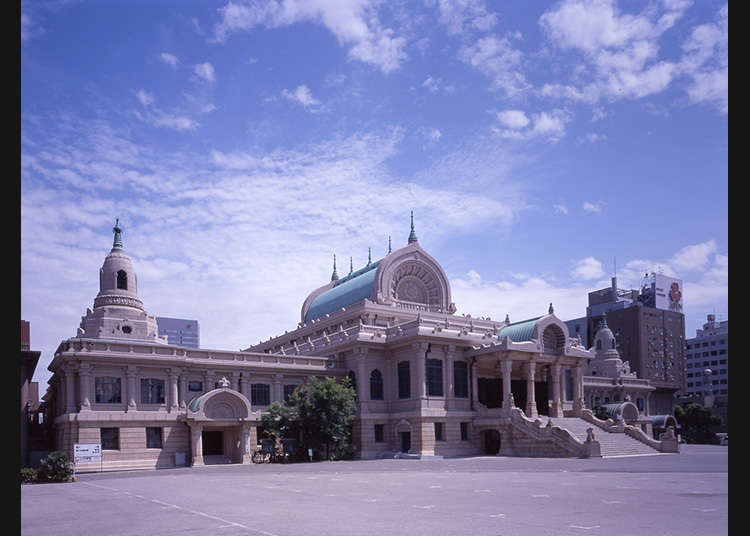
[
  {"left": 497, "top": 316, "right": 543, "bottom": 342},
  {"left": 304, "top": 259, "right": 382, "bottom": 322}
]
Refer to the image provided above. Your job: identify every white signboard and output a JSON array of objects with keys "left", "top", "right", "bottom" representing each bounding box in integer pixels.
[
  {"left": 653, "top": 274, "right": 683, "bottom": 313},
  {"left": 74, "top": 443, "right": 102, "bottom": 463}
]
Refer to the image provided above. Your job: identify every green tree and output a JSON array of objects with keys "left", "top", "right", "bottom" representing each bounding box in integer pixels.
[
  {"left": 293, "top": 376, "right": 357, "bottom": 460},
  {"left": 673, "top": 403, "right": 721, "bottom": 444}
]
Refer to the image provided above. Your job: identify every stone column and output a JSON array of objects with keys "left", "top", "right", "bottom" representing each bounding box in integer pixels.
[
  {"left": 471, "top": 360, "right": 479, "bottom": 408},
  {"left": 231, "top": 372, "right": 241, "bottom": 393},
  {"left": 415, "top": 343, "right": 427, "bottom": 399},
  {"left": 65, "top": 366, "right": 77, "bottom": 413},
  {"left": 645, "top": 392, "right": 651, "bottom": 416},
  {"left": 357, "top": 354, "right": 367, "bottom": 401},
  {"left": 179, "top": 374, "right": 187, "bottom": 409},
  {"left": 525, "top": 361, "right": 537, "bottom": 418},
  {"left": 79, "top": 363, "right": 92, "bottom": 411},
  {"left": 550, "top": 363, "right": 562, "bottom": 417},
  {"left": 273, "top": 373, "right": 284, "bottom": 402},
  {"left": 204, "top": 370, "right": 215, "bottom": 393},
  {"left": 125, "top": 365, "right": 137, "bottom": 410},
  {"left": 190, "top": 424, "right": 204, "bottom": 466},
  {"left": 501, "top": 359, "right": 513, "bottom": 410},
  {"left": 573, "top": 364, "right": 584, "bottom": 413},
  {"left": 169, "top": 369, "right": 180, "bottom": 411},
  {"left": 445, "top": 345, "right": 455, "bottom": 405}
]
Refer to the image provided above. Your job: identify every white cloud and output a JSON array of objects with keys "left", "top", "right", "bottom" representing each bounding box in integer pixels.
[
  {"left": 496, "top": 110, "right": 530, "bottom": 129},
  {"left": 538, "top": 0, "right": 691, "bottom": 103},
  {"left": 669, "top": 240, "right": 717, "bottom": 272},
  {"left": 578, "top": 132, "right": 606, "bottom": 144},
  {"left": 430, "top": 0, "right": 498, "bottom": 35},
  {"left": 159, "top": 52, "right": 180, "bottom": 68},
  {"left": 459, "top": 35, "right": 529, "bottom": 96},
  {"left": 583, "top": 201, "right": 602, "bottom": 213},
  {"left": 553, "top": 204, "right": 568, "bottom": 215},
  {"left": 426, "top": 128, "right": 442, "bottom": 141},
  {"left": 211, "top": 0, "right": 407, "bottom": 73},
  {"left": 492, "top": 109, "right": 571, "bottom": 143},
  {"left": 194, "top": 62, "right": 216, "bottom": 83},
  {"left": 135, "top": 89, "right": 155, "bottom": 107},
  {"left": 281, "top": 85, "right": 322, "bottom": 110},
  {"left": 422, "top": 76, "right": 440, "bottom": 93},
  {"left": 679, "top": 4, "right": 728, "bottom": 114},
  {"left": 571, "top": 256, "right": 604, "bottom": 280}
]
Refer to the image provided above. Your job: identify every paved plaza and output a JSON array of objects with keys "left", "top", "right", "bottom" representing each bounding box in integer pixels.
[{"left": 21, "top": 445, "right": 727, "bottom": 536}]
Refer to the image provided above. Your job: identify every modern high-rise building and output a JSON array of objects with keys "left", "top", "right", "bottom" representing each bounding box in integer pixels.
[
  {"left": 565, "top": 273, "right": 686, "bottom": 415},
  {"left": 684, "top": 314, "right": 728, "bottom": 399},
  {"left": 156, "top": 317, "right": 200, "bottom": 348}
]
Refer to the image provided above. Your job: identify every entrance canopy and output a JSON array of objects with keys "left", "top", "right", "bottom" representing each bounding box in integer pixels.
[{"left": 187, "top": 387, "right": 256, "bottom": 423}]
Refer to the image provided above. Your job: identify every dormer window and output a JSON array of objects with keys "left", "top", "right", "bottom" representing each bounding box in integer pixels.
[
  {"left": 117, "top": 270, "right": 128, "bottom": 290},
  {"left": 122, "top": 326, "right": 132, "bottom": 334}
]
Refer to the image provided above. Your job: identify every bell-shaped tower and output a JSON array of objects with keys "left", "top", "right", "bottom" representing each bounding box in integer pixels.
[{"left": 77, "top": 220, "right": 167, "bottom": 344}]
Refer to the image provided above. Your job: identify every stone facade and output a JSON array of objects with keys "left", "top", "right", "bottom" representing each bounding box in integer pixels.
[{"left": 44, "top": 220, "right": 672, "bottom": 471}]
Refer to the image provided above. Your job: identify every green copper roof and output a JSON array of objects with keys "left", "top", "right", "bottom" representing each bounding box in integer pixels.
[
  {"left": 112, "top": 218, "right": 123, "bottom": 250},
  {"left": 305, "top": 259, "right": 382, "bottom": 322},
  {"left": 497, "top": 316, "right": 543, "bottom": 342},
  {"left": 188, "top": 394, "right": 204, "bottom": 413}
]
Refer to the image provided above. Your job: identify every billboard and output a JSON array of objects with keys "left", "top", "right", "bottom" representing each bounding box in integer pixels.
[{"left": 653, "top": 274, "right": 683, "bottom": 313}]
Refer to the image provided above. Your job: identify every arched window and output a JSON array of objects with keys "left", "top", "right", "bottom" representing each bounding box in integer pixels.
[
  {"left": 542, "top": 324, "right": 565, "bottom": 354},
  {"left": 117, "top": 270, "right": 128, "bottom": 290},
  {"left": 370, "top": 369, "right": 383, "bottom": 400},
  {"left": 398, "top": 361, "right": 410, "bottom": 399},
  {"left": 611, "top": 339, "right": 616, "bottom": 349}
]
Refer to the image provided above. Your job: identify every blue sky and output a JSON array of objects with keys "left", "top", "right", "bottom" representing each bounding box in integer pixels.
[{"left": 22, "top": 0, "right": 728, "bottom": 389}]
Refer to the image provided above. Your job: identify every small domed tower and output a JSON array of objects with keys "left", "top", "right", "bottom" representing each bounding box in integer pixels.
[
  {"left": 588, "top": 318, "right": 630, "bottom": 377},
  {"left": 77, "top": 220, "right": 167, "bottom": 343}
]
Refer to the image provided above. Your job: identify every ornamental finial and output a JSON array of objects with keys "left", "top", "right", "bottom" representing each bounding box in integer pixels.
[
  {"left": 112, "top": 218, "right": 123, "bottom": 250},
  {"left": 367, "top": 247, "right": 372, "bottom": 266},
  {"left": 548, "top": 302, "right": 554, "bottom": 314},
  {"left": 331, "top": 253, "right": 339, "bottom": 281},
  {"left": 408, "top": 210, "right": 418, "bottom": 243},
  {"left": 388, "top": 235, "right": 392, "bottom": 254},
  {"left": 505, "top": 313, "right": 510, "bottom": 324},
  {"left": 349, "top": 256, "right": 354, "bottom": 274}
]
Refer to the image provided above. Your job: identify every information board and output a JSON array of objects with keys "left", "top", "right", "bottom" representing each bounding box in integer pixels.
[{"left": 74, "top": 443, "right": 102, "bottom": 463}]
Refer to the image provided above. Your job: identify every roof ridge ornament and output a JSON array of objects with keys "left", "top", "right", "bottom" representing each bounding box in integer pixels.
[
  {"left": 388, "top": 235, "right": 392, "bottom": 254},
  {"left": 112, "top": 218, "right": 123, "bottom": 250},
  {"left": 367, "top": 247, "right": 372, "bottom": 266},
  {"left": 407, "top": 210, "right": 418, "bottom": 243},
  {"left": 548, "top": 302, "right": 554, "bottom": 315},
  {"left": 331, "top": 254, "right": 339, "bottom": 281},
  {"left": 349, "top": 256, "right": 354, "bottom": 275}
]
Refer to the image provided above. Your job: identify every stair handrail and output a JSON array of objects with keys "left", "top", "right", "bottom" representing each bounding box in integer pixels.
[{"left": 508, "top": 408, "right": 598, "bottom": 458}]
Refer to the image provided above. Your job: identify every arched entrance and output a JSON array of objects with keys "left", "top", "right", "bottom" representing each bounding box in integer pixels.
[
  {"left": 186, "top": 386, "right": 257, "bottom": 466},
  {"left": 483, "top": 429, "right": 501, "bottom": 455}
]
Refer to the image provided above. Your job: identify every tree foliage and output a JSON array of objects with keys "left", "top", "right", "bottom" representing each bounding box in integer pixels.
[
  {"left": 673, "top": 403, "right": 722, "bottom": 444},
  {"left": 260, "top": 376, "right": 357, "bottom": 460}
]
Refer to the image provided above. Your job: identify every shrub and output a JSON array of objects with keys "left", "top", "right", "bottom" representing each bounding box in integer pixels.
[
  {"left": 21, "top": 467, "right": 38, "bottom": 484},
  {"left": 37, "top": 451, "right": 73, "bottom": 483}
]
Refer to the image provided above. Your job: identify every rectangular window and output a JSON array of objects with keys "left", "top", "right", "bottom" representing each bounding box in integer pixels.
[
  {"left": 687, "top": 382, "right": 693, "bottom": 387},
  {"left": 140, "top": 378, "right": 165, "bottom": 404},
  {"left": 460, "top": 422, "right": 469, "bottom": 441},
  {"left": 146, "top": 427, "right": 163, "bottom": 449},
  {"left": 687, "top": 373, "right": 693, "bottom": 378},
  {"left": 426, "top": 359, "right": 443, "bottom": 397},
  {"left": 101, "top": 427, "right": 119, "bottom": 450},
  {"left": 188, "top": 381, "right": 202, "bottom": 392},
  {"left": 398, "top": 361, "right": 410, "bottom": 399},
  {"left": 283, "top": 384, "right": 297, "bottom": 402},
  {"left": 374, "top": 424, "right": 384, "bottom": 443},
  {"left": 719, "top": 349, "right": 726, "bottom": 354},
  {"left": 95, "top": 377, "right": 122, "bottom": 404},
  {"left": 434, "top": 422, "right": 444, "bottom": 441},
  {"left": 720, "top": 379, "right": 727, "bottom": 384},
  {"left": 251, "top": 384, "right": 270, "bottom": 406},
  {"left": 453, "top": 361, "right": 469, "bottom": 398}
]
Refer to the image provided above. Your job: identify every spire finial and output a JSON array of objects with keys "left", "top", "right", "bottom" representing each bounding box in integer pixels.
[
  {"left": 505, "top": 313, "right": 510, "bottom": 323},
  {"left": 548, "top": 302, "right": 554, "bottom": 314},
  {"left": 349, "top": 256, "right": 354, "bottom": 275},
  {"left": 331, "top": 253, "right": 339, "bottom": 281},
  {"left": 407, "top": 210, "right": 418, "bottom": 243},
  {"left": 367, "top": 247, "right": 372, "bottom": 266},
  {"left": 388, "top": 235, "right": 392, "bottom": 254},
  {"left": 112, "top": 218, "right": 123, "bottom": 250}
]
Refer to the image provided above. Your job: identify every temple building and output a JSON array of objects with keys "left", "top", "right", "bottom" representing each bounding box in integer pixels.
[{"left": 42, "top": 218, "right": 677, "bottom": 472}]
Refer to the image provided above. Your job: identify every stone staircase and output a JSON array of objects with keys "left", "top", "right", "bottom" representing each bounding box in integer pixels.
[{"left": 548, "top": 417, "right": 661, "bottom": 457}]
